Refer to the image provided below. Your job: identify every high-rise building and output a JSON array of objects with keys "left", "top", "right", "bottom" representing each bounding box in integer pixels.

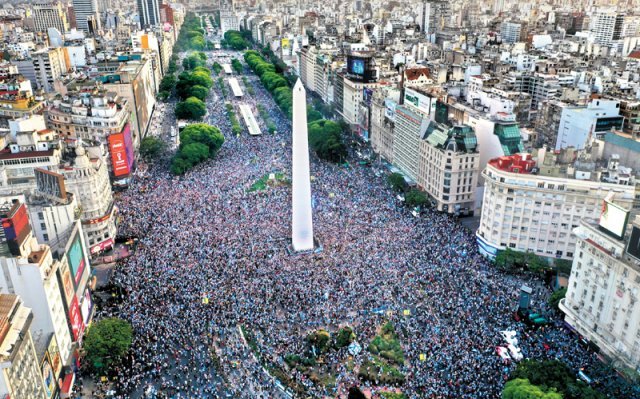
[
  {"left": 476, "top": 153, "right": 636, "bottom": 260},
  {"left": 71, "top": 0, "right": 100, "bottom": 33},
  {"left": 417, "top": 123, "right": 480, "bottom": 215},
  {"left": 500, "top": 21, "right": 522, "bottom": 44},
  {"left": 418, "top": 0, "right": 451, "bottom": 38},
  {"left": 0, "top": 294, "right": 47, "bottom": 399},
  {"left": 590, "top": 12, "right": 624, "bottom": 46},
  {"left": 137, "top": 0, "right": 161, "bottom": 28},
  {"left": 33, "top": 0, "right": 69, "bottom": 33},
  {"left": 560, "top": 214, "right": 640, "bottom": 372}
]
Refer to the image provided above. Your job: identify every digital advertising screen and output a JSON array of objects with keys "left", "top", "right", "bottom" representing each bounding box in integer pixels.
[
  {"left": 351, "top": 59, "right": 365, "bottom": 75},
  {"left": 67, "top": 233, "right": 86, "bottom": 286},
  {"left": 598, "top": 200, "right": 629, "bottom": 240},
  {"left": 108, "top": 132, "right": 131, "bottom": 177},
  {"left": 68, "top": 296, "right": 85, "bottom": 341},
  {"left": 122, "top": 124, "right": 135, "bottom": 173}
]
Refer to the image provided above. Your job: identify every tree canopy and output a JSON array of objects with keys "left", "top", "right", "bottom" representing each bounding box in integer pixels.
[
  {"left": 502, "top": 379, "right": 563, "bottom": 399},
  {"left": 510, "top": 360, "right": 605, "bottom": 399},
  {"left": 171, "top": 124, "right": 225, "bottom": 175},
  {"left": 139, "top": 136, "right": 165, "bottom": 161},
  {"left": 494, "top": 248, "right": 548, "bottom": 274},
  {"left": 388, "top": 172, "right": 406, "bottom": 192},
  {"left": 83, "top": 318, "right": 133, "bottom": 374},
  {"left": 307, "top": 119, "right": 347, "bottom": 162},
  {"left": 405, "top": 188, "right": 429, "bottom": 208},
  {"left": 223, "top": 30, "right": 249, "bottom": 50},
  {"left": 175, "top": 97, "right": 206, "bottom": 120}
]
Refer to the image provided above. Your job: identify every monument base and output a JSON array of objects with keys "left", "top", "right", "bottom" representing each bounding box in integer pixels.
[{"left": 287, "top": 237, "right": 323, "bottom": 255}]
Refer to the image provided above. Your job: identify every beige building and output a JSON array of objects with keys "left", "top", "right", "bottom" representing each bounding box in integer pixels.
[
  {"left": 560, "top": 216, "right": 640, "bottom": 372},
  {"left": 0, "top": 294, "right": 47, "bottom": 399},
  {"left": 370, "top": 87, "right": 398, "bottom": 162},
  {"left": 32, "top": 0, "right": 69, "bottom": 33},
  {"left": 102, "top": 57, "right": 158, "bottom": 148},
  {"left": 477, "top": 153, "right": 636, "bottom": 260},
  {"left": 417, "top": 123, "right": 480, "bottom": 214}
]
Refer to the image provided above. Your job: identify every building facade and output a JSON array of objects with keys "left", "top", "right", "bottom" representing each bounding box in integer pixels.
[
  {"left": 477, "top": 154, "right": 635, "bottom": 260},
  {"left": 417, "top": 123, "right": 480, "bottom": 214},
  {"left": 33, "top": 0, "right": 69, "bottom": 33},
  {"left": 137, "top": 0, "right": 160, "bottom": 28},
  {"left": 0, "top": 294, "right": 47, "bottom": 399},
  {"left": 560, "top": 216, "right": 640, "bottom": 372}
]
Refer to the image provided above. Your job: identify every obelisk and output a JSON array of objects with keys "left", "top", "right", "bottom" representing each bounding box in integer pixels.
[{"left": 291, "top": 79, "right": 314, "bottom": 251}]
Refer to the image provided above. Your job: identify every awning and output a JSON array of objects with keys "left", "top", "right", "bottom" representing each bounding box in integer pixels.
[{"left": 60, "top": 374, "right": 75, "bottom": 399}]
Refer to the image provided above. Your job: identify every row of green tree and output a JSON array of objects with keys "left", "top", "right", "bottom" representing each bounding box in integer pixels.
[
  {"left": 171, "top": 124, "right": 225, "bottom": 175},
  {"left": 175, "top": 13, "right": 207, "bottom": 51},
  {"left": 225, "top": 104, "right": 242, "bottom": 135},
  {"left": 222, "top": 30, "right": 250, "bottom": 50},
  {"left": 244, "top": 50, "right": 293, "bottom": 117},
  {"left": 174, "top": 63, "right": 213, "bottom": 120}
]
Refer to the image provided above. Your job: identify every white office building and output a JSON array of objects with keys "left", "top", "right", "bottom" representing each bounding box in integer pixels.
[{"left": 560, "top": 215, "right": 640, "bottom": 372}]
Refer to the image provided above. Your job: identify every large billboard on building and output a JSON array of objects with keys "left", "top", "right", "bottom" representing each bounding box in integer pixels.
[
  {"left": 123, "top": 123, "right": 134, "bottom": 172},
  {"left": 346, "top": 55, "right": 376, "bottom": 83},
  {"left": 404, "top": 88, "right": 436, "bottom": 116},
  {"left": 80, "top": 288, "right": 93, "bottom": 325},
  {"left": 68, "top": 296, "right": 85, "bottom": 342},
  {"left": 35, "top": 168, "right": 67, "bottom": 201},
  {"left": 41, "top": 353, "right": 56, "bottom": 399},
  {"left": 67, "top": 232, "right": 86, "bottom": 286},
  {"left": 2, "top": 202, "right": 32, "bottom": 256},
  {"left": 384, "top": 99, "right": 397, "bottom": 122},
  {"left": 598, "top": 199, "right": 629, "bottom": 240},
  {"left": 46, "top": 335, "right": 63, "bottom": 379},
  {"left": 108, "top": 131, "right": 131, "bottom": 177}
]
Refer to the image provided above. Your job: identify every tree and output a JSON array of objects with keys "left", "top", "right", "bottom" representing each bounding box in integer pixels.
[
  {"left": 182, "top": 54, "right": 206, "bottom": 70},
  {"left": 175, "top": 97, "right": 206, "bottom": 120},
  {"left": 159, "top": 74, "right": 176, "bottom": 92},
  {"left": 548, "top": 287, "right": 567, "bottom": 311},
  {"left": 139, "top": 136, "right": 165, "bottom": 160},
  {"left": 189, "top": 70, "right": 213, "bottom": 89},
  {"left": 305, "top": 329, "right": 331, "bottom": 354},
  {"left": 188, "top": 85, "right": 209, "bottom": 101},
  {"left": 83, "top": 318, "right": 133, "bottom": 374},
  {"left": 335, "top": 326, "right": 356, "bottom": 349},
  {"left": 405, "top": 188, "right": 429, "bottom": 208},
  {"left": 179, "top": 123, "right": 225, "bottom": 157},
  {"left": 307, "top": 120, "right": 347, "bottom": 162},
  {"left": 307, "top": 106, "right": 323, "bottom": 123},
  {"left": 180, "top": 142, "right": 209, "bottom": 164},
  {"left": 387, "top": 173, "right": 406, "bottom": 192},
  {"left": 212, "top": 62, "right": 223, "bottom": 74},
  {"left": 231, "top": 58, "right": 243, "bottom": 74},
  {"left": 502, "top": 379, "right": 563, "bottom": 399},
  {"left": 511, "top": 360, "right": 605, "bottom": 399}
]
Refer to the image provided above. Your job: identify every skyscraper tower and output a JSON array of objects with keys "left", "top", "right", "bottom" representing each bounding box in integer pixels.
[
  {"left": 33, "top": 0, "right": 69, "bottom": 33},
  {"left": 291, "top": 79, "right": 315, "bottom": 252},
  {"left": 137, "top": 0, "right": 161, "bottom": 28},
  {"left": 72, "top": 0, "right": 100, "bottom": 33}
]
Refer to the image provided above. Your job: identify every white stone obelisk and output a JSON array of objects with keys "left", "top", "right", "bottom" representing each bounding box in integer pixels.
[{"left": 291, "top": 79, "right": 314, "bottom": 251}]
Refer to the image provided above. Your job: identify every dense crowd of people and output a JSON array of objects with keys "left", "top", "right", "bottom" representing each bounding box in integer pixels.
[{"left": 94, "top": 50, "right": 638, "bottom": 399}]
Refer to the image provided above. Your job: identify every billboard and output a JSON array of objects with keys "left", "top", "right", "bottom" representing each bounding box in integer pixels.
[
  {"left": 108, "top": 131, "right": 131, "bottom": 177},
  {"left": 384, "top": 99, "right": 397, "bottom": 122},
  {"left": 80, "top": 289, "right": 93, "bottom": 325},
  {"left": 598, "top": 200, "right": 629, "bottom": 240},
  {"left": 41, "top": 354, "right": 56, "bottom": 399},
  {"left": 67, "top": 232, "right": 86, "bottom": 286},
  {"left": 626, "top": 226, "right": 640, "bottom": 260},
  {"left": 2, "top": 202, "right": 32, "bottom": 256},
  {"left": 346, "top": 55, "right": 376, "bottom": 83},
  {"left": 46, "top": 335, "right": 63, "bottom": 379},
  {"left": 35, "top": 168, "right": 67, "bottom": 201},
  {"left": 68, "top": 296, "right": 85, "bottom": 341},
  {"left": 123, "top": 124, "right": 134, "bottom": 173},
  {"left": 281, "top": 38, "right": 290, "bottom": 49},
  {"left": 404, "top": 88, "right": 436, "bottom": 116}
]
